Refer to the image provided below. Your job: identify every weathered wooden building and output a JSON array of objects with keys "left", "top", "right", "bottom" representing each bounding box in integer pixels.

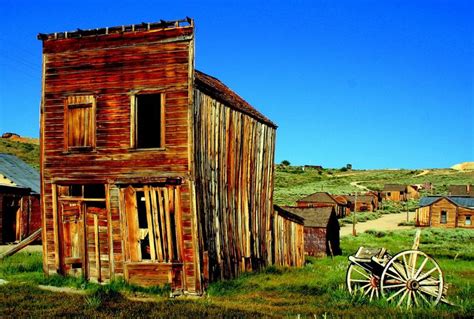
[
  {"left": 38, "top": 18, "right": 291, "bottom": 294},
  {"left": 416, "top": 196, "right": 474, "bottom": 228},
  {"left": 448, "top": 185, "right": 474, "bottom": 197},
  {"left": 272, "top": 206, "right": 305, "bottom": 267},
  {"left": 0, "top": 154, "right": 41, "bottom": 244},
  {"left": 296, "top": 192, "right": 349, "bottom": 218},
  {"left": 382, "top": 184, "right": 419, "bottom": 201},
  {"left": 278, "top": 206, "right": 341, "bottom": 257},
  {"left": 343, "top": 194, "right": 378, "bottom": 212}
]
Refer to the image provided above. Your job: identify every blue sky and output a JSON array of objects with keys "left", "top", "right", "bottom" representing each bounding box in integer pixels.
[{"left": 0, "top": 0, "right": 472, "bottom": 169}]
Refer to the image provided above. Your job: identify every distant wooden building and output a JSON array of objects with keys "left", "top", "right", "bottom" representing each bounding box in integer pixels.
[
  {"left": 448, "top": 185, "right": 474, "bottom": 197},
  {"left": 416, "top": 196, "right": 474, "bottom": 228},
  {"left": 343, "top": 194, "right": 377, "bottom": 212},
  {"left": 0, "top": 154, "right": 41, "bottom": 244},
  {"left": 383, "top": 184, "right": 419, "bottom": 201},
  {"left": 296, "top": 192, "right": 349, "bottom": 218},
  {"left": 278, "top": 206, "right": 341, "bottom": 257},
  {"left": 37, "top": 18, "right": 294, "bottom": 295}
]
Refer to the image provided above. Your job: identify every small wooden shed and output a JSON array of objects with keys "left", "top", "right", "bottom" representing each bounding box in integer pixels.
[
  {"left": 296, "top": 192, "right": 349, "bottom": 218},
  {"left": 272, "top": 205, "right": 305, "bottom": 267},
  {"left": 37, "top": 18, "right": 288, "bottom": 295},
  {"left": 0, "top": 154, "right": 41, "bottom": 244},
  {"left": 278, "top": 206, "right": 341, "bottom": 257},
  {"left": 416, "top": 196, "right": 474, "bottom": 228},
  {"left": 382, "top": 184, "right": 419, "bottom": 201}
]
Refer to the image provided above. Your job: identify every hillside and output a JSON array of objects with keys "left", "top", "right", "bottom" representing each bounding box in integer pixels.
[
  {"left": 0, "top": 138, "right": 40, "bottom": 170},
  {"left": 274, "top": 166, "right": 474, "bottom": 205}
]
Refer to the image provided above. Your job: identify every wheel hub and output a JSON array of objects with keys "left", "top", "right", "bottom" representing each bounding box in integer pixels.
[
  {"left": 370, "top": 276, "right": 379, "bottom": 288},
  {"left": 407, "top": 279, "right": 420, "bottom": 291}
]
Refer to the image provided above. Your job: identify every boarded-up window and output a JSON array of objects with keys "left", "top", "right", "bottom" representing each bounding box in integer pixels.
[
  {"left": 440, "top": 210, "right": 447, "bottom": 224},
  {"left": 65, "top": 95, "right": 96, "bottom": 150},
  {"left": 122, "top": 185, "right": 182, "bottom": 263},
  {"left": 131, "top": 93, "right": 164, "bottom": 149}
]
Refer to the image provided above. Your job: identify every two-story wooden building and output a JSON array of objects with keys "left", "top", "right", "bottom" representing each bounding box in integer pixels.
[{"left": 38, "top": 18, "right": 289, "bottom": 295}]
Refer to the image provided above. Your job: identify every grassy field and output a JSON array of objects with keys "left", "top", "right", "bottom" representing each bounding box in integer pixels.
[
  {"left": 1, "top": 228, "right": 472, "bottom": 318},
  {"left": 274, "top": 166, "right": 474, "bottom": 205},
  {"left": 0, "top": 139, "right": 40, "bottom": 170}
]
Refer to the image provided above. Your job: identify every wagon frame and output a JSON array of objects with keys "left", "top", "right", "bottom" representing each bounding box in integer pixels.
[{"left": 346, "top": 230, "right": 449, "bottom": 308}]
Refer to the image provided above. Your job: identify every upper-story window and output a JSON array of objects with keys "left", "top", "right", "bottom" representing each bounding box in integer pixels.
[
  {"left": 131, "top": 93, "right": 164, "bottom": 149},
  {"left": 64, "top": 95, "right": 96, "bottom": 151}
]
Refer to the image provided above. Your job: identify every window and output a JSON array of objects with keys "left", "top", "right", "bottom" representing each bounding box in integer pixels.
[
  {"left": 466, "top": 215, "right": 471, "bottom": 226},
  {"left": 440, "top": 210, "right": 447, "bottom": 224},
  {"left": 64, "top": 95, "right": 96, "bottom": 150},
  {"left": 131, "top": 93, "right": 164, "bottom": 149}
]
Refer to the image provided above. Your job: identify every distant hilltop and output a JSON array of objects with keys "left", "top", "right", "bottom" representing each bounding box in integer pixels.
[
  {"left": 451, "top": 162, "right": 474, "bottom": 171},
  {"left": 1, "top": 132, "right": 39, "bottom": 145}
]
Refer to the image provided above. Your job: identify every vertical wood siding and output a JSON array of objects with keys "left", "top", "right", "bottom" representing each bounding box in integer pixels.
[
  {"left": 193, "top": 90, "right": 276, "bottom": 283},
  {"left": 271, "top": 212, "right": 304, "bottom": 267}
]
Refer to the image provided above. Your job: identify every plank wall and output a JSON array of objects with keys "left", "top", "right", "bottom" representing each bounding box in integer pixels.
[
  {"left": 193, "top": 90, "right": 276, "bottom": 283},
  {"left": 39, "top": 26, "right": 199, "bottom": 292}
]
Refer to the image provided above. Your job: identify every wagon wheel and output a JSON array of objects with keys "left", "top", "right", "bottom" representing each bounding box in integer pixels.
[
  {"left": 380, "top": 250, "right": 444, "bottom": 308},
  {"left": 346, "top": 263, "right": 380, "bottom": 301}
]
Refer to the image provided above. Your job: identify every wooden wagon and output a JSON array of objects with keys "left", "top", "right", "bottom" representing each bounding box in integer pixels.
[{"left": 346, "top": 231, "right": 449, "bottom": 308}]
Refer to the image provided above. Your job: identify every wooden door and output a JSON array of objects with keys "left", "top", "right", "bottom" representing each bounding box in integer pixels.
[
  {"left": 59, "top": 201, "right": 84, "bottom": 277},
  {"left": 85, "top": 205, "right": 108, "bottom": 282}
]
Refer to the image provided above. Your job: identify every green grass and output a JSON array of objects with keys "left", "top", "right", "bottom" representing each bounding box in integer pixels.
[
  {"left": 0, "top": 139, "right": 40, "bottom": 169},
  {"left": 1, "top": 229, "right": 472, "bottom": 318},
  {"left": 274, "top": 167, "right": 474, "bottom": 206}
]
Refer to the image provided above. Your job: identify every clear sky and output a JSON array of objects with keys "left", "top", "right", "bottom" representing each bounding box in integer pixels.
[{"left": 0, "top": 0, "right": 472, "bottom": 169}]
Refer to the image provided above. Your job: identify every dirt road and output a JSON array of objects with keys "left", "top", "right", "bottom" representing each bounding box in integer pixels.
[{"left": 340, "top": 211, "right": 415, "bottom": 236}]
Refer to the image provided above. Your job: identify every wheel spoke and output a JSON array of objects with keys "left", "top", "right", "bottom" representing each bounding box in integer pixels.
[
  {"left": 370, "top": 287, "right": 375, "bottom": 301},
  {"left": 375, "top": 287, "right": 379, "bottom": 299},
  {"left": 383, "top": 283, "right": 406, "bottom": 289},
  {"left": 392, "top": 263, "right": 408, "bottom": 281},
  {"left": 419, "top": 281, "right": 440, "bottom": 287},
  {"left": 385, "top": 270, "right": 406, "bottom": 283},
  {"left": 363, "top": 286, "right": 372, "bottom": 296},
  {"left": 386, "top": 287, "right": 406, "bottom": 302},
  {"left": 350, "top": 279, "right": 371, "bottom": 283},
  {"left": 407, "top": 290, "right": 412, "bottom": 309},
  {"left": 352, "top": 266, "right": 371, "bottom": 280},
  {"left": 414, "top": 256, "right": 429, "bottom": 279},
  {"left": 417, "top": 267, "right": 438, "bottom": 282},
  {"left": 397, "top": 289, "right": 409, "bottom": 307},
  {"left": 413, "top": 290, "right": 419, "bottom": 307},
  {"left": 410, "top": 252, "right": 418, "bottom": 278},
  {"left": 416, "top": 290, "right": 431, "bottom": 306},
  {"left": 402, "top": 255, "right": 410, "bottom": 279}
]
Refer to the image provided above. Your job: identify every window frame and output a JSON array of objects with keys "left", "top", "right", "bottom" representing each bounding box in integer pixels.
[
  {"left": 64, "top": 95, "right": 96, "bottom": 151},
  {"left": 466, "top": 215, "right": 471, "bottom": 226},
  {"left": 440, "top": 210, "right": 447, "bottom": 224},
  {"left": 130, "top": 91, "right": 165, "bottom": 150}
]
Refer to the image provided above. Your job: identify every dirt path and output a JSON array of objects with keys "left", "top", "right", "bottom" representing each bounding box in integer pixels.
[
  {"left": 415, "top": 169, "right": 430, "bottom": 177},
  {"left": 349, "top": 181, "right": 369, "bottom": 191},
  {"left": 340, "top": 211, "right": 415, "bottom": 236}
]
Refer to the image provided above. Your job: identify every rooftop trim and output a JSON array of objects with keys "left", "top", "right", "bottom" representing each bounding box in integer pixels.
[{"left": 38, "top": 18, "right": 193, "bottom": 41}]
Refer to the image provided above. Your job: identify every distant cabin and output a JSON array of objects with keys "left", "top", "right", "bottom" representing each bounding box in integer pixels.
[
  {"left": 448, "top": 185, "right": 474, "bottom": 197},
  {"left": 416, "top": 196, "right": 474, "bottom": 228},
  {"left": 382, "top": 184, "right": 419, "bottom": 201},
  {"left": 0, "top": 154, "right": 41, "bottom": 244},
  {"left": 277, "top": 206, "right": 341, "bottom": 257},
  {"left": 37, "top": 18, "right": 301, "bottom": 295},
  {"left": 296, "top": 192, "right": 349, "bottom": 218},
  {"left": 343, "top": 194, "right": 378, "bottom": 212}
]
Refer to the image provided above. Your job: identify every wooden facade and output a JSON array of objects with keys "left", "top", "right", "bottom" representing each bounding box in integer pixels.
[
  {"left": 0, "top": 154, "right": 41, "bottom": 244},
  {"left": 38, "top": 19, "right": 284, "bottom": 294},
  {"left": 416, "top": 196, "right": 474, "bottom": 229},
  {"left": 383, "top": 184, "right": 418, "bottom": 201}
]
